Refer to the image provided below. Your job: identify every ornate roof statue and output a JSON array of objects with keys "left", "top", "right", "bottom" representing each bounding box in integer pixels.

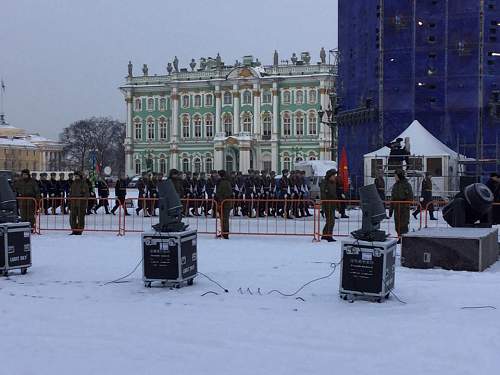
[
  {"left": 189, "top": 58, "right": 196, "bottom": 71},
  {"left": 173, "top": 56, "right": 179, "bottom": 72},
  {"left": 273, "top": 50, "right": 279, "bottom": 66},
  {"left": 320, "top": 47, "right": 326, "bottom": 64},
  {"left": 216, "top": 53, "right": 222, "bottom": 69},
  {"left": 127, "top": 61, "right": 133, "bottom": 77},
  {"left": 200, "top": 57, "right": 207, "bottom": 70},
  {"left": 291, "top": 53, "right": 298, "bottom": 65},
  {"left": 167, "top": 62, "right": 173, "bottom": 75},
  {"left": 142, "top": 64, "right": 148, "bottom": 76}
]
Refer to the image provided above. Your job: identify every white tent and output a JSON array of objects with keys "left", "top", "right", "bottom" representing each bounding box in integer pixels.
[{"left": 363, "top": 120, "right": 466, "bottom": 198}]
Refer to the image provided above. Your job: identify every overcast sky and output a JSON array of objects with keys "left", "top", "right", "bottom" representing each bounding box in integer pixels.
[{"left": 0, "top": 0, "right": 338, "bottom": 139}]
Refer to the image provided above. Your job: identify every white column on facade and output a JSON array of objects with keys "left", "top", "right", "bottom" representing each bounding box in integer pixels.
[
  {"left": 271, "top": 81, "right": 279, "bottom": 172},
  {"left": 253, "top": 83, "right": 261, "bottom": 137},
  {"left": 215, "top": 86, "right": 222, "bottom": 135},
  {"left": 124, "top": 92, "right": 134, "bottom": 176},
  {"left": 214, "top": 143, "right": 224, "bottom": 170},
  {"left": 239, "top": 145, "right": 251, "bottom": 173},
  {"left": 233, "top": 84, "right": 240, "bottom": 135},
  {"left": 126, "top": 93, "right": 133, "bottom": 139},
  {"left": 171, "top": 88, "right": 179, "bottom": 140}
]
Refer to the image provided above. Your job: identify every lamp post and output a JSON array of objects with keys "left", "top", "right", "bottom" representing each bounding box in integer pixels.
[{"left": 318, "top": 92, "right": 340, "bottom": 161}]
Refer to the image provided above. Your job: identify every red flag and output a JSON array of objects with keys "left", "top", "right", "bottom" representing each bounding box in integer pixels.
[{"left": 339, "top": 146, "right": 349, "bottom": 192}]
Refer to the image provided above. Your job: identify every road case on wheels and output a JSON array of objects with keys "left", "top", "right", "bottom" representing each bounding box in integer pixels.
[
  {"left": 339, "top": 238, "right": 397, "bottom": 302},
  {"left": 0, "top": 222, "right": 32, "bottom": 276},
  {"left": 142, "top": 229, "right": 197, "bottom": 288}
]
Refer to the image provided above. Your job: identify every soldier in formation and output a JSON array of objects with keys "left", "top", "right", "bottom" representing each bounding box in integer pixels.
[{"left": 412, "top": 172, "right": 436, "bottom": 221}]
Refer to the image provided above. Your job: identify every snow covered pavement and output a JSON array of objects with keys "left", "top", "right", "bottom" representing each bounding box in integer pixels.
[{"left": 1, "top": 233, "right": 499, "bottom": 375}]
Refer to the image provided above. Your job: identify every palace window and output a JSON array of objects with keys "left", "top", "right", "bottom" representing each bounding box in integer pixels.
[
  {"left": 205, "top": 158, "right": 213, "bottom": 173},
  {"left": 225, "top": 155, "right": 234, "bottom": 172},
  {"left": 242, "top": 113, "right": 252, "bottom": 133},
  {"left": 147, "top": 98, "right": 154, "bottom": 111},
  {"left": 223, "top": 113, "right": 233, "bottom": 136},
  {"left": 242, "top": 90, "right": 252, "bottom": 105},
  {"left": 182, "top": 116, "right": 190, "bottom": 138},
  {"left": 308, "top": 112, "right": 317, "bottom": 135},
  {"left": 159, "top": 98, "right": 166, "bottom": 111},
  {"left": 182, "top": 95, "right": 190, "bottom": 108},
  {"left": 283, "top": 112, "right": 291, "bottom": 136},
  {"left": 194, "top": 95, "right": 202, "bottom": 107},
  {"left": 134, "top": 120, "right": 142, "bottom": 140},
  {"left": 262, "top": 113, "right": 272, "bottom": 139},
  {"left": 182, "top": 158, "right": 190, "bottom": 172},
  {"left": 296, "top": 113, "right": 304, "bottom": 136},
  {"left": 159, "top": 118, "right": 168, "bottom": 140},
  {"left": 135, "top": 159, "right": 141, "bottom": 174},
  {"left": 283, "top": 91, "right": 291, "bottom": 105},
  {"left": 193, "top": 158, "right": 201, "bottom": 173},
  {"left": 147, "top": 118, "right": 155, "bottom": 140},
  {"left": 205, "top": 114, "right": 214, "bottom": 138},
  {"left": 223, "top": 91, "right": 232, "bottom": 105},
  {"left": 283, "top": 155, "right": 291, "bottom": 171},
  {"left": 194, "top": 115, "right": 202, "bottom": 138},
  {"left": 262, "top": 90, "right": 272, "bottom": 104},
  {"left": 295, "top": 90, "right": 304, "bottom": 105},
  {"left": 308, "top": 90, "right": 317, "bottom": 104},
  {"left": 159, "top": 157, "right": 166, "bottom": 174},
  {"left": 205, "top": 94, "right": 213, "bottom": 106},
  {"left": 134, "top": 98, "right": 142, "bottom": 111}
]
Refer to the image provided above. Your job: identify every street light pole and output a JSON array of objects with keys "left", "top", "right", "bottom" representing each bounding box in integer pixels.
[{"left": 318, "top": 92, "right": 340, "bottom": 161}]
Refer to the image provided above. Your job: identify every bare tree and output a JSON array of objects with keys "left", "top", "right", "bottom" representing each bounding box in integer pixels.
[{"left": 59, "top": 117, "right": 125, "bottom": 175}]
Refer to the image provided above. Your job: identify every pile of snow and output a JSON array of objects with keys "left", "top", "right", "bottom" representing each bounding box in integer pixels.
[{"left": 1, "top": 233, "right": 499, "bottom": 374}]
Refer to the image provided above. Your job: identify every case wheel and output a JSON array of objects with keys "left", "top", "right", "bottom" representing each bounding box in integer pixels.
[
  {"left": 187, "top": 279, "right": 194, "bottom": 286},
  {"left": 2, "top": 270, "right": 8, "bottom": 277},
  {"left": 145, "top": 282, "right": 152, "bottom": 288},
  {"left": 21, "top": 268, "right": 28, "bottom": 275}
]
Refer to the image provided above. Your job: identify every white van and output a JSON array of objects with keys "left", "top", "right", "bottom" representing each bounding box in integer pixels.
[{"left": 294, "top": 160, "right": 338, "bottom": 200}]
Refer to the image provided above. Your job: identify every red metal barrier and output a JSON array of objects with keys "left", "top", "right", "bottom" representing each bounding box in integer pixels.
[
  {"left": 37, "top": 197, "right": 123, "bottom": 235},
  {"left": 122, "top": 198, "right": 218, "bottom": 235},
  {"left": 219, "top": 198, "right": 317, "bottom": 238},
  {"left": 315, "top": 200, "right": 422, "bottom": 239}
]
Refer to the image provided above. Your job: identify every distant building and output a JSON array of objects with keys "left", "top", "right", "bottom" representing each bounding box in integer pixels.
[
  {"left": 0, "top": 114, "right": 64, "bottom": 172},
  {"left": 119, "top": 51, "right": 336, "bottom": 176},
  {"left": 338, "top": 0, "right": 500, "bottom": 183}
]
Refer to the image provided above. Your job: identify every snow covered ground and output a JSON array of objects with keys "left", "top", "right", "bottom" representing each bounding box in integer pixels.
[{"left": 1, "top": 232, "right": 500, "bottom": 374}]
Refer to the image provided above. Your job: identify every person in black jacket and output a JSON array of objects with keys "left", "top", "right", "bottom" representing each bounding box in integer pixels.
[
  {"left": 111, "top": 174, "right": 129, "bottom": 215},
  {"left": 136, "top": 172, "right": 149, "bottom": 216},
  {"left": 94, "top": 177, "right": 110, "bottom": 214}
]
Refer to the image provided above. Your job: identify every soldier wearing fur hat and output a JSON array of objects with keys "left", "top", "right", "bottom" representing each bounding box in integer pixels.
[
  {"left": 320, "top": 168, "right": 338, "bottom": 242},
  {"left": 14, "top": 169, "right": 41, "bottom": 231},
  {"left": 69, "top": 171, "right": 89, "bottom": 235},
  {"left": 390, "top": 169, "right": 414, "bottom": 242}
]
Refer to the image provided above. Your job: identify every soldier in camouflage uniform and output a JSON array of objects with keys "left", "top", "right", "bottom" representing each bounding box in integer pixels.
[
  {"left": 390, "top": 169, "right": 414, "bottom": 241},
  {"left": 69, "top": 171, "right": 89, "bottom": 235},
  {"left": 14, "top": 169, "right": 41, "bottom": 231},
  {"left": 320, "top": 169, "right": 338, "bottom": 242},
  {"left": 216, "top": 170, "right": 233, "bottom": 239}
]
